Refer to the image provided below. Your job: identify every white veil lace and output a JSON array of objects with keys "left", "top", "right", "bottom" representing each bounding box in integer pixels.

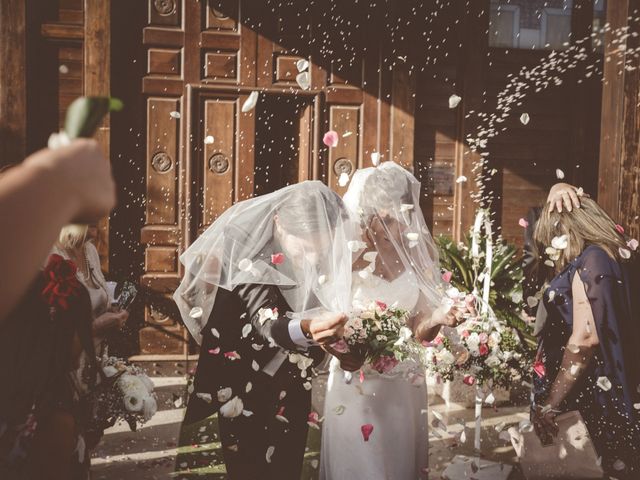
[
  {"left": 174, "top": 181, "right": 357, "bottom": 344},
  {"left": 343, "top": 161, "right": 444, "bottom": 316}
]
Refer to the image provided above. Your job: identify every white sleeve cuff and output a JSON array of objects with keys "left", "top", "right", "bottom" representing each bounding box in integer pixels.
[{"left": 288, "top": 318, "right": 315, "bottom": 348}]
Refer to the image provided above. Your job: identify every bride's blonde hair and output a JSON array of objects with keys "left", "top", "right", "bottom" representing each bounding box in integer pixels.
[
  {"left": 533, "top": 197, "right": 629, "bottom": 275},
  {"left": 58, "top": 224, "right": 89, "bottom": 250}
]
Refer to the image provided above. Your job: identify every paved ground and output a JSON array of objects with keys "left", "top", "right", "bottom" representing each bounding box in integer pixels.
[{"left": 91, "top": 374, "right": 530, "bottom": 479}]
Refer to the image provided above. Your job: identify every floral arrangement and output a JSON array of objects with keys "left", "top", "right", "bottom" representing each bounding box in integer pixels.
[
  {"left": 335, "top": 300, "right": 419, "bottom": 374},
  {"left": 97, "top": 356, "right": 158, "bottom": 431},
  {"left": 42, "top": 254, "right": 82, "bottom": 311},
  {"left": 437, "top": 231, "right": 535, "bottom": 346},
  {"left": 424, "top": 308, "right": 532, "bottom": 389}
]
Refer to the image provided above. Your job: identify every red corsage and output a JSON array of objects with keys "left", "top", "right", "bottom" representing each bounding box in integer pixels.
[{"left": 42, "top": 254, "right": 81, "bottom": 310}]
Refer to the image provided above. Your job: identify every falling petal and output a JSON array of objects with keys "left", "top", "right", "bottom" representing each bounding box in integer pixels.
[
  {"left": 265, "top": 446, "right": 275, "bottom": 463},
  {"left": 196, "top": 392, "right": 212, "bottom": 403},
  {"left": 361, "top": 424, "right": 374, "bottom": 441},
  {"left": 295, "top": 71, "right": 310, "bottom": 90},
  {"left": 548, "top": 290, "right": 556, "bottom": 302},
  {"left": 544, "top": 259, "right": 555, "bottom": 267},
  {"left": 484, "top": 392, "right": 496, "bottom": 405},
  {"left": 570, "top": 364, "right": 580, "bottom": 376},
  {"left": 533, "top": 360, "right": 546, "bottom": 378},
  {"left": 303, "top": 381, "right": 312, "bottom": 391},
  {"left": 519, "top": 113, "right": 530, "bottom": 125},
  {"left": 204, "top": 135, "right": 214, "bottom": 145},
  {"left": 556, "top": 168, "right": 565, "bottom": 179},
  {"left": 211, "top": 328, "right": 220, "bottom": 338},
  {"left": 342, "top": 131, "right": 353, "bottom": 137},
  {"left": 613, "top": 459, "right": 626, "bottom": 471},
  {"left": 448, "top": 94, "right": 462, "bottom": 109},
  {"left": 359, "top": 370, "right": 365, "bottom": 383},
  {"left": 238, "top": 258, "right": 253, "bottom": 272},
  {"left": 348, "top": 240, "right": 365, "bottom": 252},
  {"left": 596, "top": 376, "right": 612, "bottom": 391},
  {"left": 318, "top": 275, "right": 327, "bottom": 285},
  {"left": 322, "top": 130, "right": 339, "bottom": 148},
  {"left": 406, "top": 232, "right": 419, "bottom": 242},
  {"left": 363, "top": 251, "right": 378, "bottom": 263},
  {"left": 275, "top": 407, "right": 289, "bottom": 423},
  {"left": 241, "top": 91, "right": 259, "bottom": 112},
  {"left": 551, "top": 234, "right": 569, "bottom": 250},
  {"left": 442, "top": 271, "right": 453, "bottom": 283},
  {"left": 59, "top": 64, "right": 69, "bottom": 74},
  {"left": 619, "top": 247, "right": 631, "bottom": 259},
  {"left": 628, "top": 239, "right": 639, "bottom": 251},
  {"left": 296, "top": 58, "right": 309, "bottom": 72},
  {"left": 169, "top": 111, "right": 181, "bottom": 119},
  {"left": 400, "top": 203, "right": 414, "bottom": 213},
  {"left": 371, "top": 152, "right": 381, "bottom": 166},
  {"left": 245, "top": 382, "right": 252, "bottom": 393},
  {"left": 208, "top": 347, "right": 220, "bottom": 355},
  {"left": 189, "top": 307, "right": 203, "bottom": 319},
  {"left": 333, "top": 405, "right": 346, "bottom": 415},
  {"left": 271, "top": 252, "right": 285, "bottom": 265},
  {"left": 526, "top": 296, "right": 539, "bottom": 308},
  {"left": 251, "top": 343, "right": 263, "bottom": 351},
  {"left": 615, "top": 224, "right": 625, "bottom": 235},
  {"left": 311, "top": 459, "right": 319, "bottom": 469},
  {"left": 251, "top": 360, "right": 259, "bottom": 371},
  {"left": 224, "top": 351, "right": 241, "bottom": 361},
  {"left": 518, "top": 218, "right": 529, "bottom": 228},
  {"left": 242, "top": 410, "right": 253, "bottom": 417},
  {"left": 279, "top": 390, "right": 287, "bottom": 400},
  {"left": 456, "top": 175, "right": 467, "bottom": 183},
  {"left": 217, "top": 387, "right": 232, "bottom": 403},
  {"left": 338, "top": 172, "right": 350, "bottom": 187},
  {"left": 242, "top": 323, "right": 252, "bottom": 338}
]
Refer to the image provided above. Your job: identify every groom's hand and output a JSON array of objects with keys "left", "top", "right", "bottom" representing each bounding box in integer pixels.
[{"left": 301, "top": 312, "right": 348, "bottom": 345}]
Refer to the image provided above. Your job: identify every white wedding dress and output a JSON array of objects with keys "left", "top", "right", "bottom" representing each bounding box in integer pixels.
[{"left": 320, "top": 271, "right": 429, "bottom": 480}]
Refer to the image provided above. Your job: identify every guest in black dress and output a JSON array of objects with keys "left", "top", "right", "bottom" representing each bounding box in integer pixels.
[
  {"left": 531, "top": 197, "right": 640, "bottom": 479},
  {"left": 174, "top": 182, "right": 363, "bottom": 480}
]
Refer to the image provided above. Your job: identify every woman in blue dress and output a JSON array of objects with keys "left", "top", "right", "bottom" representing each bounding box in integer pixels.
[{"left": 531, "top": 197, "right": 640, "bottom": 479}]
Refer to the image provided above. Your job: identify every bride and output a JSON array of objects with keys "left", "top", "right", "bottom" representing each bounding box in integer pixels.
[{"left": 320, "top": 161, "right": 473, "bottom": 479}]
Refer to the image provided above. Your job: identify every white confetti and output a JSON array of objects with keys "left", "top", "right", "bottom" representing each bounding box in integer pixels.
[
  {"left": 217, "top": 387, "right": 232, "bottom": 403},
  {"left": 241, "top": 91, "right": 259, "bottom": 112},
  {"left": 220, "top": 397, "right": 244, "bottom": 418},
  {"left": 189, "top": 307, "right": 203, "bottom": 319},
  {"left": 245, "top": 382, "right": 252, "bottom": 393},
  {"left": 406, "top": 232, "right": 419, "bottom": 242},
  {"left": 196, "top": 392, "right": 212, "bottom": 403},
  {"left": 279, "top": 390, "right": 287, "bottom": 400},
  {"left": 400, "top": 204, "right": 414, "bottom": 213},
  {"left": 59, "top": 64, "right": 69, "bottom": 74},
  {"left": 570, "top": 364, "right": 580, "bottom": 376},
  {"left": 303, "top": 382, "right": 312, "bottom": 391},
  {"left": 551, "top": 234, "right": 569, "bottom": 250},
  {"left": 371, "top": 152, "right": 381, "bottom": 166},
  {"left": 456, "top": 175, "right": 468, "bottom": 183},
  {"left": 238, "top": 258, "right": 253, "bottom": 272},
  {"left": 448, "top": 94, "right": 462, "bottom": 109},
  {"left": 619, "top": 247, "right": 631, "bottom": 259},
  {"left": 169, "top": 111, "right": 181, "bottom": 119},
  {"left": 252, "top": 360, "right": 260, "bottom": 371},
  {"left": 556, "top": 168, "right": 565, "bottom": 179},
  {"left": 204, "top": 135, "right": 214, "bottom": 145},
  {"left": 318, "top": 275, "right": 327, "bottom": 285},
  {"left": 519, "top": 113, "right": 530, "bottom": 125},
  {"left": 347, "top": 240, "right": 365, "bottom": 252},
  {"left": 342, "top": 131, "right": 353, "bottom": 137},
  {"left": 484, "top": 392, "right": 496, "bottom": 405},
  {"left": 363, "top": 251, "right": 378, "bottom": 263},
  {"left": 211, "top": 328, "right": 220, "bottom": 338}
]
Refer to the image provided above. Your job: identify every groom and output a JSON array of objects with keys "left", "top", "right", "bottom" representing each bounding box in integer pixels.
[{"left": 176, "top": 185, "right": 363, "bottom": 480}]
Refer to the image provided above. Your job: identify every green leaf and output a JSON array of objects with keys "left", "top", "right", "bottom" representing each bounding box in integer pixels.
[{"left": 64, "top": 96, "right": 123, "bottom": 139}]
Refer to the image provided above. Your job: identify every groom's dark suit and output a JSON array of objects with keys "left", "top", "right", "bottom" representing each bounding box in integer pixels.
[{"left": 181, "top": 282, "right": 324, "bottom": 479}]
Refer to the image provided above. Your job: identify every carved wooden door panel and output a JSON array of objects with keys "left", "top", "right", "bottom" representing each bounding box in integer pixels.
[{"left": 138, "top": 0, "right": 388, "bottom": 355}]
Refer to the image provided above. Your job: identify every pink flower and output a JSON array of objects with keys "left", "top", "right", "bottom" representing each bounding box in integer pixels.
[
  {"left": 359, "top": 370, "right": 365, "bottom": 383},
  {"left": 271, "top": 253, "right": 285, "bottom": 265},
  {"left": 307, "top": 411, "right": 320, "bottom": 429},
  {"left": 361, "top": 423, "right": 374, "bottom": 441},
  {"left": 533, "top": 360, "right": 546, "bottom": 378},
  {"left": 479, "top": 344, "right": 489, "bottom": 356},
  {"left": 208, "top": 347, "right": 220, "bottom": 355},
  {"left": 478, "top": 333, "right": 489, "bottom": 344},
  {"left": 224, "top": 351, "right": 241, "bottom": 361},
  {"left": 330, "top": 339, "right": 349, "bottom": 354},
  {"left": 615, "top": 224, "right": 625, "bottom": 235},
  {"left": 628, "top": 238, "right": 639, "bottom": 251},
  {"left": 441, "top": 270, "right": 453, "bottom": 283},
  {"left": 371, "top": 355, "right": 400, "bottom": 374},
  {"left": 322, "top": 130, "right": 339, "bottom": 147},
  {"left": 518, "top": 218, "right": 529, "bottom": 228},
  {"left": 463, "top": 375, "right": 476, "bottom": 386},
  {"left": 375, "top": 300, "right": 387, "bottom": 310},
  {"left": 461, "top": 330, "right": 470, "bottom": 338}
]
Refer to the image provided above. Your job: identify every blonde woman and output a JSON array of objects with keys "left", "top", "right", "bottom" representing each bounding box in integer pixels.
[{"left": 531, "top": 197, "right": 640, "bottom": 479}]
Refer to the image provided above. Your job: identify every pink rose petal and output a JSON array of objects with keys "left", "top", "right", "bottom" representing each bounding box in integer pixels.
[
  {"left": 361, "top": 423, "right": 374, "bottom": 441},
  {"left": 463, "top": 375, "right": 475, "bottom": 386},
  {"left": 518, "top": 218, "right": 529, "bottom": 228},
  {"left": 322, "top": 130, "right": 339, "bottom": 148},
  {"left": 359, "top": 370, "right": 365, "bottom": 383},
  {"left": 208, "top": 347, "right": 220, "bottom": 355},
  {"left": 533, "top": 360, "right": 546, "bottom": 378},
  {"left": 224, "top": 351, "right": 241, "bottom": 361},
  {"left": 615, "top": 224, "right": 625, "bottom": 235},
  {"left": 271, "top": 252, "right": 285, "bottom": 265},
  {"left": 375, "top": 300, "right": 387, "bottom": 310},
  {"left": 442, "top": 270, "right": 453, "bottom": 283},
  {"left": 628, "top": 239, "right": 639, "bottom": 251}
]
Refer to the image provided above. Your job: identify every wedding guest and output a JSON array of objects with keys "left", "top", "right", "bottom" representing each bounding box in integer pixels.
[
  {"left": 0, "top": 139, "right": 116, "bottom": 323},
  {"left": 531, "top": 197, "right": 640, "bottom": 479},
  {"left": 174, "top": 182, "right": 363, "bottom": 480}
]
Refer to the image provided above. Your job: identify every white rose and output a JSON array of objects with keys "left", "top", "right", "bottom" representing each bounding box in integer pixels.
[
  {"left": 102, "top": 365, "right": 118, "bottom": 378},
  {"left": 123, "top": 390, "right": 145, "bottom": 413},
  {"left": 139, "top": 374, "right": 155, "bottom": 394},
  {"left": 217, "top": 387, "right": 232, "bottom": 403},
  {"left": 220, "top": 396, "right": 244, "bottom": 418},
  {"left": 142, "top": 395, "right": 158, "bottom": 421},
  {"left": 485, "top": 355, "right": 502, "bottom": 368},
  {"left": 437, "top": 349, "right": 456, "bottom": 366}
]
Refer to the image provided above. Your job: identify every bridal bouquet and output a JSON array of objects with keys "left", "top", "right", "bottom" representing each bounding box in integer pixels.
[
  {"left": 424, "top": 309, "right": 532, "bottom": 388},
  {"left": 337, "top": 300, "right": 418, "bottom": 374},
  {"left": 96, "top": 356, "right": 158, "bottom": 431}
]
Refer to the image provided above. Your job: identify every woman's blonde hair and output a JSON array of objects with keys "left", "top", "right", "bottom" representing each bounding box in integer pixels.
[
  {"left": 58, "top": 224, "right": 89, "bottom": 250},
  {"left": 533, "top": 197, "right": 629, "bottom": 275}
]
